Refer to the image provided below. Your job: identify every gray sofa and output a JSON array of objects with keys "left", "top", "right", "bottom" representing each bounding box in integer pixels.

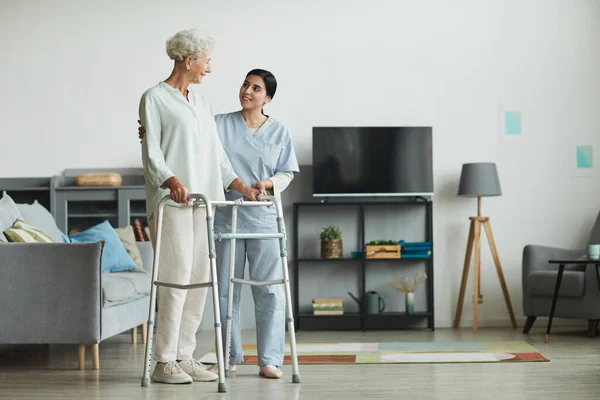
[
  {"left": 0, "top": 240, "right": 153, "bottom": 370},
  {"left": 522, "top": 210, "right": 600, "bottom": 337}
]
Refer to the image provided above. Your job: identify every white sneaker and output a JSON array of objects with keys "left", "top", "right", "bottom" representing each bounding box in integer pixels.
[
  {"left": 178, "top": 359, "right": 218, "bottom": 382},
  {"left": 152, "top": 361, "right": 193, "bottom": 384},
  {"left": 208, "top": 363, "right": 237, "bottom": 374},
  {"left": 259, "top": 365, "right": 283, "bottom": 379}
]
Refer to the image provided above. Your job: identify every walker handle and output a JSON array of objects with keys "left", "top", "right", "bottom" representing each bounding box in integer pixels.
[{"left": 185, "top": 193, "right": 210, "bottom": 206}]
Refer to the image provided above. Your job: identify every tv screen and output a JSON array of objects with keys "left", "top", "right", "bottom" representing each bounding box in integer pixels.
[{"left": 312, "top": 127, "right": 433, "bottom": 197}]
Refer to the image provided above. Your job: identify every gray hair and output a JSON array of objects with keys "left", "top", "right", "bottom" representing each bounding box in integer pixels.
[{"left": 165, "top": 29, "right": 215, "bottom": 61}]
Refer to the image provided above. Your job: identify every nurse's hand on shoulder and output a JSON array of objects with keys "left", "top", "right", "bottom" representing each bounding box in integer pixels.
[{"left": 137, "top": 120, "right": 146, "bottom": 142}]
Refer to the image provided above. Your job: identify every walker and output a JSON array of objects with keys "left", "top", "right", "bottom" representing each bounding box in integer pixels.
[{"left": 141, "top": 193, "right": 301, "bottom": 393}]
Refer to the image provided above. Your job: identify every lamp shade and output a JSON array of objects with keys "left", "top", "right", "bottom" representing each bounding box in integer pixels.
[{"left": 457, "top": 162, "right": 502, "bottom": 197}]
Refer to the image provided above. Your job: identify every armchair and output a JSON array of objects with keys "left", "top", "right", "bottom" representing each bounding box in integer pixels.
[{"left": 522, "top": 210, "right": 600, "bottom": 337}]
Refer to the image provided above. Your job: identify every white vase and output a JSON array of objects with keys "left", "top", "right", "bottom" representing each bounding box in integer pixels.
[{"left": 405, "top": 292, "right": 415, "bottom": 314}]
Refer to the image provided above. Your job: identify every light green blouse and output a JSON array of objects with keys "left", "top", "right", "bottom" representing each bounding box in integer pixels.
[{"left": 139, "top": 82, "right": 238, "bottom": 219}]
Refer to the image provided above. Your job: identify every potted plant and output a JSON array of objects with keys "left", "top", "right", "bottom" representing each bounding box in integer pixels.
[{"left": 320, "top": 226, "right": 342, "bottom": 259}]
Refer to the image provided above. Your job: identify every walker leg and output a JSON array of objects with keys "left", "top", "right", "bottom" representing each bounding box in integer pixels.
[
  {"left": 277, "top": 216, "right": 301, "bottom": 383},
  {"left": 206, "top": 211, "right": 227, "bottom": 393},
  {"left": 224, "top": 207, "right": 238, "bottom": 378},
  {"left": 282, "top": 255, "right": 300, "bottom": 383},
  {"left": 141, "top": 204, "right": 165, "bottom": 387}
]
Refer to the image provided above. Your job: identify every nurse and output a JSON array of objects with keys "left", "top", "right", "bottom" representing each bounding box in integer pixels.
[
  {"left": 212, "top": 69, "right": 299, "bottom": 379},
  {"left": 138, "top": 69, "right": 299, "bottom": 379}
]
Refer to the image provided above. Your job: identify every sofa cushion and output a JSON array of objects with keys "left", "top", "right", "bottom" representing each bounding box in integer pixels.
[
  {"left": 0, "top": 193, "right": 23, "bottom": 243},
  {"left": 16, "top": 200, "right": 64, "bottom": 243},
  {"left": 3, "top": 218, "right": 55, "bottom": 243},
  {"left": 528, "top": 270, "right": 585, "bottom": 297},
  {"left": 114, "top": 225, "right": 146, "bottom": 273},
  {"left": 102, "top": 272, "right": 151, "bottom": 308},
  {"left": 69, "top": 220, "right": 137, "bottom": 273}
]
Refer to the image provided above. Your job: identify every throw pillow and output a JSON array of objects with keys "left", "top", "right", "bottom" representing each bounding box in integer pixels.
[
  {"left": 3, "top": 218, "right": 55, "bottom": 243},
  {"left": 114, "top": 225, "right": 146, "bottom": 273},
  {"left": 0, "top": 193, "right": 23, "bottom": 243},
  {"left": 16, "top": 200, "right": 64, "bottom": 242},
  {"left": 60, "top": 231, "right": 71, "bottom": 243},
  {"left": 69, "top": 220, "right": 137, "bottom": 273}
]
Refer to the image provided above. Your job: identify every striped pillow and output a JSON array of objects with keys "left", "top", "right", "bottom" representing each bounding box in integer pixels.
[{"left": 3, "top": 218, "right": 55, "bottom": 243}]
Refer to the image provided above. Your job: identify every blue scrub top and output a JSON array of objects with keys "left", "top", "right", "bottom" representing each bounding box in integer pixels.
[{"left": 214, "top": 111, "right": 299, "bottom": 232}]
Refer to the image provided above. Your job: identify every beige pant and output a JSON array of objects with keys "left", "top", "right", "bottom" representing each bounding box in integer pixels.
[{"left": 148, "top": 204, "right": 212, "bottom": 362}]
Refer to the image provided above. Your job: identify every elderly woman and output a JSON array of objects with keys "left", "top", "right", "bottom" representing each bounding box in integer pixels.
[{"left": 139, "top": 29, "right": 259, "bottom": 385}]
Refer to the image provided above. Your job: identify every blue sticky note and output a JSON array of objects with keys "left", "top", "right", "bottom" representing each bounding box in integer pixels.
[
  {"left": 504, "top": 111, "right": 521, "bottom": 135},
  {"left": 576, "top": 145, "right": 593, "bottom": 169}
]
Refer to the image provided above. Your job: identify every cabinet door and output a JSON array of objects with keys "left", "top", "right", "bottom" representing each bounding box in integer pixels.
[
  {"left": 118, "top": 188, "right": 147, "bottom": 231},
  {"left": 55, "top": 190, "right": 118, "bottom": 234}
]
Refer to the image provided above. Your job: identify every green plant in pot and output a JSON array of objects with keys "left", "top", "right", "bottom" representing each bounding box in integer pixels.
[{"left": 320, "top": 226, "right": 342, "bottom": 259}]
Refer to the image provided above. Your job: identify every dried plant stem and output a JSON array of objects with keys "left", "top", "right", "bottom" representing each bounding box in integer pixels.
[{"left": 387, "top": 272, "right": 427, "bottom": 294}]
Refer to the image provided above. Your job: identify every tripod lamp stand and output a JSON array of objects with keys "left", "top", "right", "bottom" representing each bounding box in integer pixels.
[{"left": 453, "top": 162, "right": 517, "bottom": 332}]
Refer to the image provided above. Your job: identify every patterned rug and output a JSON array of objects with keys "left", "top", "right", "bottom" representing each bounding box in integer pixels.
[{"left": 199, "top": 341, "right": 548, "bottom": 365}]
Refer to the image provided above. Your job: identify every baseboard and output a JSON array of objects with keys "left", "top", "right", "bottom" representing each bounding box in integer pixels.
[
  {"left": 435, "top": 317, "right": 588, "bottom": 329},
  {"left": 196, "top": 318, "right": 589, "bottom": 331}
]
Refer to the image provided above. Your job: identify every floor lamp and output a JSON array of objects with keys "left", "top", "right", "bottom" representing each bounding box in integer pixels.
[{"left": 452, "top": 162, "right": 517, "bottom": 332}]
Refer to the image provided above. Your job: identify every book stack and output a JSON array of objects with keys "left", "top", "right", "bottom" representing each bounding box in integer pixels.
[
  {"left": 312, "top": 298, "right": 344, "bottom": 315},
  {"left": 399, "top": 240, "right": 432, "bottom": 259}
]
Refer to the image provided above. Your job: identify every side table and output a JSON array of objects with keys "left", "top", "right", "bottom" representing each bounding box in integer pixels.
[{"left": 545, "top": 259, "right": 600, "bottom": 342}]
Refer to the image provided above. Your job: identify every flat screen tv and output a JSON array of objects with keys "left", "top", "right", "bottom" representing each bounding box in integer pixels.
[{"left": 312, "top": 127, "right": 433, "bottom": 197}]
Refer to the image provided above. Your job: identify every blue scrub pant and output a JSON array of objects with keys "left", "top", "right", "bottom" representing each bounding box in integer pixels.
[{"left": 216, "top": 238, "right": 285, "bottom": 367}]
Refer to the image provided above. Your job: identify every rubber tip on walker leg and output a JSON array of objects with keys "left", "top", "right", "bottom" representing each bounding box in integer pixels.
[
  {"left": 141, "top": 378, "right": 151, "bottom": 387},
  {"left": 225, "top": 370, "right": 232, "bottom": 378},
  {"left": 292, "top": 374, "right": 301, "bottom": 383},
  {"left": 218, "top": 383, "right": 227, "bottom": 393},
  {"left": 545, "top": 334, "right": 550, "bottom": 343}
]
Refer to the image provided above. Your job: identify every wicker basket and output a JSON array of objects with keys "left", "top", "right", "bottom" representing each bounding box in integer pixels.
[
  {"left": 321, "top": 240, "right": 343, "bottom": 259},
  {"left": 76, "top": 172, "right": 122, "bottom": 187}
]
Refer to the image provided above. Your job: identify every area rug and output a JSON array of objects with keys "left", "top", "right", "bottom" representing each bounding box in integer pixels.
[{"left": 198, "top": 341, "right": 548, "bottom": 365}]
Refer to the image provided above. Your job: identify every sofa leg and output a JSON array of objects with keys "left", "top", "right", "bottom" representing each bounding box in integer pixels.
[
  {"left": 587, "top": 320, "right": 599, "bottom": 338},
  {"left": 141, "top": 323, "right": 148, "bottom": 345},
  {"left": 91, "top": 343, "right": 99, "bottom": 370},
  {"left": 78, "top": 344, "right": 86, "bottom": 370},
  {"left": 522, "top": 316, "right": 536, "bottom": 334},
  {"left": 132, "top": 326, "right": 138, "bottom": 344}
]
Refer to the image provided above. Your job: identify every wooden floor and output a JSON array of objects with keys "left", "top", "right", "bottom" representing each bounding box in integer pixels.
[{"left": 1, "top": 326, "right": 600, "bottom": 399}]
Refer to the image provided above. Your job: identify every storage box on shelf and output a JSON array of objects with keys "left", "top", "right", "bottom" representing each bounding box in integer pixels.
[
  {"left": 365, "top": 241, "right": 401, "bottom": 259},
  {"left": 293, "top": 199, "right": 434, "bottom": 331}
]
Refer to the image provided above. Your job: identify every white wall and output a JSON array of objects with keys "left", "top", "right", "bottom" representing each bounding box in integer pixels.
[{"left": 2, "top": 0, "right": 600, "bottom": 328}]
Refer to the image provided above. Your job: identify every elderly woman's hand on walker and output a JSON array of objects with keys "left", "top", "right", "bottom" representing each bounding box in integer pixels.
[{"left": 163, "top": 176, "right": 190, "bottom": 204}]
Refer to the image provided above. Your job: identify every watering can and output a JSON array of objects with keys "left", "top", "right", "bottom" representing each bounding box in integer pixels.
[{"left": 348, "top": 291, "right": 386, "bottom": 314}]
